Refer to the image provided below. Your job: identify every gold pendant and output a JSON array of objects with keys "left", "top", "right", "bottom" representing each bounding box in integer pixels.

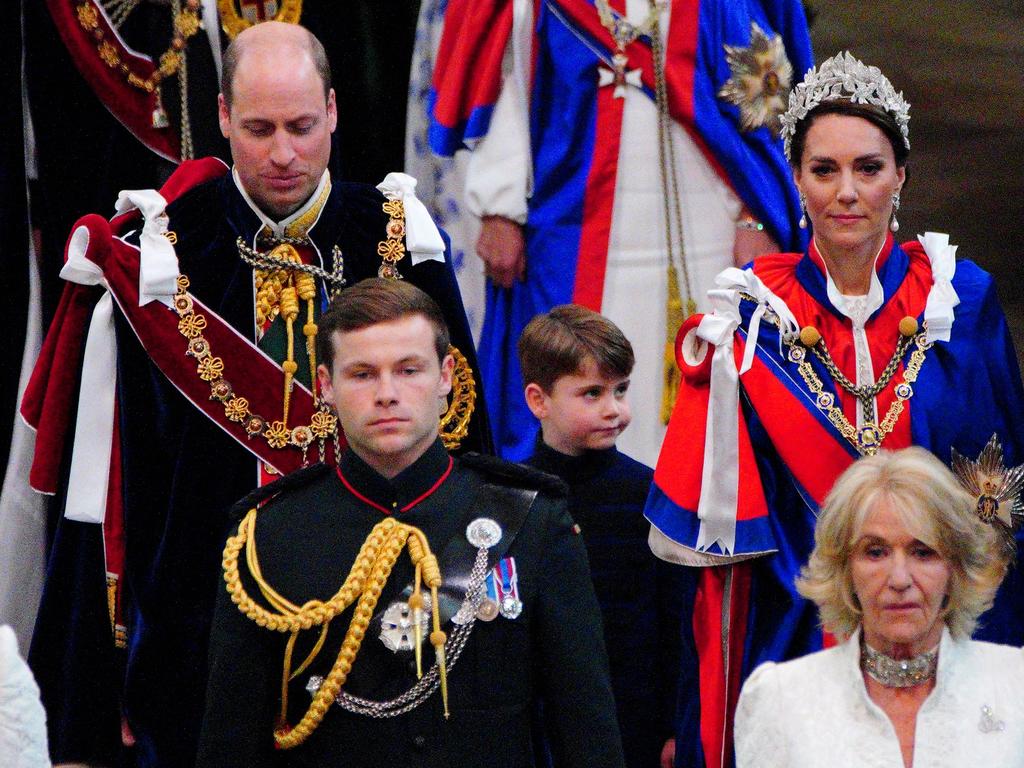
[{"left": 218, "top": 0, "right": 304, "bottom": 40}]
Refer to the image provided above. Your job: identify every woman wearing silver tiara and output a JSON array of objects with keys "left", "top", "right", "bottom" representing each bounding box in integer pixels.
[
  {"left": 735, "top": 448, "right": 1024, "bottom": 767},
  {"left": 644, "top": 52, "right": 1024, "bottom": 766}
]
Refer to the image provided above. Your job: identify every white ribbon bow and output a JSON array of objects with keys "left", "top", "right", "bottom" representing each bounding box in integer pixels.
[
  {"left": 114, "top": 188, "right": 179, "bottom": 307},
  {"left": 59, "top": 226, "right": 116, "bottom": 524},
  {"left": 376, "top": 173, "right": 446, "bottom": 266},
  {"left": 918, "top": 232, "right": 959, "bottom": 344},
  {"left": 693, "top": 289, "right": 742, "bottom": 555},
  {"left": 692, "top": 269, "right": 799, "bottom": 556}
]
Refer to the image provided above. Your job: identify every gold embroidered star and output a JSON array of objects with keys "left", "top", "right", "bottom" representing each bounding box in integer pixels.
[{"left": 717, "top": 22, "right": 792, "bottom": 136}]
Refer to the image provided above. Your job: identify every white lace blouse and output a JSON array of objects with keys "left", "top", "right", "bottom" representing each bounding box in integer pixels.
[
  {"left": 0, "top": 625, "right": 50, "bottom": 768},
  {"left": 735, "top": 627, "right": 1024, "bottom": 767}
]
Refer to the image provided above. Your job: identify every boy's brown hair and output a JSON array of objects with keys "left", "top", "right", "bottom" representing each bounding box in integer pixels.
[
  {"left": 517, "top": 304, "right": 634, "bottom": 392},
  {"left": 316, "top": 278, "right": 450, "bottom": 371}
]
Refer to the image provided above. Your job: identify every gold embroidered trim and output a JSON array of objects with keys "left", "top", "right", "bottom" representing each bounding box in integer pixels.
[
  {"left": 106, "top": 572, "right": 128, "bottom": 649},
  {"left": 440, "top": 345, "right": 476, "bottom": 451}
]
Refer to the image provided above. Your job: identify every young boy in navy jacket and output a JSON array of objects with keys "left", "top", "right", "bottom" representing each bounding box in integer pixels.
[{"left": 519, "top": 305, "right": 686, "bottom": 768}]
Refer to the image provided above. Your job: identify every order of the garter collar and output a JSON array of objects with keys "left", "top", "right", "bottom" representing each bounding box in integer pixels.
[
  {"left": 860, "top": 641, "right": 938, "bottom": 688},
  {"left": 780, "top": 51, "right": 911, "bottom": 161}
]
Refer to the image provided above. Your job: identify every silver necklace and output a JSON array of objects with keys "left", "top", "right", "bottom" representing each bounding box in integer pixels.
[{"left": 861, "top": 642, "right": 938, "bottom": 688}]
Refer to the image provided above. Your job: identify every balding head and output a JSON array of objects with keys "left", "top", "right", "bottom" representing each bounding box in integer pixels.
[
  {"left": 220, "top": 21, "right": 331, "bottom": 111},
  {"left": 217, "top": 21, "right": 337, "bottom": 219}
]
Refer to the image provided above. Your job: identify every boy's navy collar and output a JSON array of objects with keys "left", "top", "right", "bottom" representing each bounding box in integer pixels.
[
  {"left": 795, "top": 232, "right": 909, "bottom": 323},
  {"left": 337, "top": 439, "right": 452, "bottom": 514},
  {"left": 529, "top": 436, "right": 618, "bottom": 482}
]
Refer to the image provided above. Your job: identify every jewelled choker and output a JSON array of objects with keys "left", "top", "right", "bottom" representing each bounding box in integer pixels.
[{"left": 861, "top": 642, "right": 938, "bottom": 688}]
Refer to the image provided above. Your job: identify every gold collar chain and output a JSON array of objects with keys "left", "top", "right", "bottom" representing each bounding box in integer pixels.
[
  {"left": 739, "top": 294, "right": 931, "bottom": 455},
  {"left": 173, "top": 275, "right": 337, "bottom": 462},
  {"left": 785, "top": 327, "right": 930, "bottom": 455}
]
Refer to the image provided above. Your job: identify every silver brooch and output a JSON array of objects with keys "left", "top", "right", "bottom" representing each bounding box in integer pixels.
[
  {"left": 379, "top": 596, "right": 431, "bottom": 652},
  {"left": 466, "top": 518, "right": 502, "bottom": 549},
  {"left": 979, "top": 704, "right": 1006, "bottom": 733}
]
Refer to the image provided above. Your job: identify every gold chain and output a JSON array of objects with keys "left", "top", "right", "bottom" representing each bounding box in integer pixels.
[
  {"left": 172, "top": 275, "right": 337, "bottom": 461},
  {"left": 75, "top": 0, "right": 202, "bottom": 129},
  {"left": 787, "top": 332, "right": 931, "bottom": 455},
  {"left": 223, "top": 512, "right": 448, "bottom": 746},
  {"left": 808, "top": 331, "right": 914, "bottom": 419},
  {"left": 376, "top": 200, "right": 407, "bottom": 279}
]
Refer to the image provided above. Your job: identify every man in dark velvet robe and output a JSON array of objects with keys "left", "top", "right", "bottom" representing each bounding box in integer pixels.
[{"left": 26, "top": 21, "right": 488, "bottom": 768}]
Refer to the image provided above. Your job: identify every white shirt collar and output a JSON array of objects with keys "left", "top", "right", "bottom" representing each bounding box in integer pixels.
[
  {"left": 817, "top": 236, "right": 887, "bottom": 325},
  {"left": 231, "top": 168, "right": 330, "bottom": 238}
]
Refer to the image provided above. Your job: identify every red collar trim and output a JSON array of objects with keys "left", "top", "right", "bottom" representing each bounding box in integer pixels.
[{"left": 336, "top": 456, "right": 454, "bottom": 515}]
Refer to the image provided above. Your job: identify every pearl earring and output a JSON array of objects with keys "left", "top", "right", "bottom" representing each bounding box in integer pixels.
[
  {"left": 798, "top": 194, "right": 808, "bottom": 230},
  {"left": 890, "top": 192, "right": 901, "bottom": 233}
]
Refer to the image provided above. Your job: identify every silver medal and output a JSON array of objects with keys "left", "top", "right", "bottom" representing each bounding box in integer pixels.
[
  {"left": 499, "top": 595, "right": 523, "bottom": 620},
  {"left": 466, "top": 517, "right": 502, "bottom": 549},
  {"left": 379, "top": 596, "right": 430, "bottom": 652}
]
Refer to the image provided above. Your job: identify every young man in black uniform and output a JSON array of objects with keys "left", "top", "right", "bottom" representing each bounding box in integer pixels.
[{"left": 197, "top": 278, "right": 625, "bottom": 767}]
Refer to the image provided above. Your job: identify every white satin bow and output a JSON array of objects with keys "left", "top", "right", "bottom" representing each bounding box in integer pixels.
[{"left": 376, "top": 173, "right": 446, "bottom": 266}]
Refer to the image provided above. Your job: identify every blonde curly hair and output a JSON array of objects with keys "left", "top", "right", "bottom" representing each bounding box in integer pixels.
[{"left": 796, "top": 446, "right": 1007, "bottom": 641}]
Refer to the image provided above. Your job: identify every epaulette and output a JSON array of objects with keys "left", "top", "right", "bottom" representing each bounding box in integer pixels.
[
  {"left": 228, "top": 462, "right": 334, "bottom": 520},
  {"left": 458, "top": 452, "right": 568, "bottom": 498}
]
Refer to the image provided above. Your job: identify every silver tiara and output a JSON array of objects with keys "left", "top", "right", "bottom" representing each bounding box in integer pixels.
[{"left": 779, "top": 51, "right": 910, "bottom": 161}]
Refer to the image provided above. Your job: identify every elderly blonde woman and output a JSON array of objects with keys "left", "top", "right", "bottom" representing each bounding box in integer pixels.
[{"left": 735, "top": 447, "right": 1023, "bottom": 767}]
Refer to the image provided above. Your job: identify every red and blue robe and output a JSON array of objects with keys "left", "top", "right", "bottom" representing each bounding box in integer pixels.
[
  {"left": 646, "top": 234, "right": 1024, "bottom": 766},
  {"left": 430, "top": 0, "right": 813, "bottom": 460}
]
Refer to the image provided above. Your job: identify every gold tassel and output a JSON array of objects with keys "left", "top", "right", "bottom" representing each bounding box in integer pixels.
[
  {"left": 280, "top": 285, "right": 299, "bottom": 425},
  {"left": 661, "top": 260, "right": 692, "bottom": 424}
]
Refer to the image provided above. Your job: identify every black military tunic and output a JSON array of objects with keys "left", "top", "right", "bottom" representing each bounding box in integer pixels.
[{"left": 197, "top": 440, "right": 625, "bottom": 767}]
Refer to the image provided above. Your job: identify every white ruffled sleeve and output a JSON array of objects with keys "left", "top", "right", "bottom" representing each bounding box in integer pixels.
[
  {"left": 0, "top": 626, "right": 51, "bottom": 767},
  {"left": 735, "top": 661, "right": 787, "bottom": 768}
]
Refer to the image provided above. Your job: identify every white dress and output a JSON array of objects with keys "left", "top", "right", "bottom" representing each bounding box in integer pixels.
[
  {"left": 735, "top": 626, "right": 1024, "bottom": 767},
  {"left": 0, "top": 625, "right": 51, "bottom": 768}
]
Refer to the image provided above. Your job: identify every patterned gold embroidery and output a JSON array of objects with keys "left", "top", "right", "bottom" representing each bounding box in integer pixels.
[{"left": 171, "top": 275, "right": 335, "bottom": 463}]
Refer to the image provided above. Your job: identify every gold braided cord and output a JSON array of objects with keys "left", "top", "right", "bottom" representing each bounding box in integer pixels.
[
  {"left": 296, "top": 272, "right": 319, "bottom": 404},
  {"left": 222, "top": 511, "right": 447, "bottom": 747},
  {"left": 649, "top": 6, "right": 696, "bottom": 424}
]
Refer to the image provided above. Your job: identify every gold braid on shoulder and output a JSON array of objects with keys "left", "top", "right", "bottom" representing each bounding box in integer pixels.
[{"left": 222, "top": 511, "right": 448, "bottom": 748}]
